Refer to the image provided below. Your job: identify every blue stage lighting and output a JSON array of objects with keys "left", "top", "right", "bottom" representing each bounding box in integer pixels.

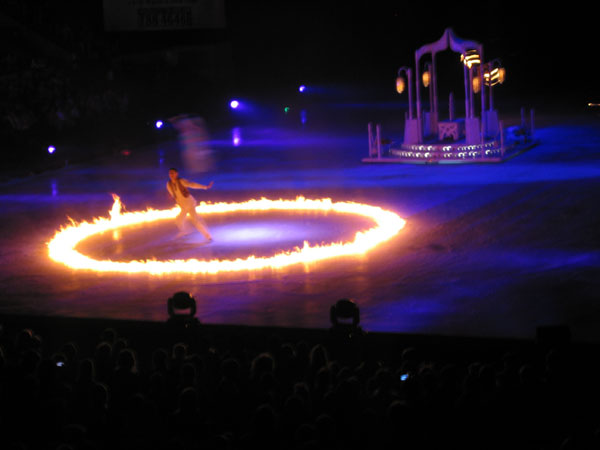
[
  {"left": 230, "top": 100, "right": 240, "bottom": 109},
  {"left": 155, "top": 120, "right": 163, "bottom": 129},
  {"left": 232, "top": 127, "right": 242, "bottom": 147},
  {"left": 47, "top": 145, "right": 56, "bottom": 154},
  {"left": 298, "top": 85, "right": 306, "bottom": 93}
]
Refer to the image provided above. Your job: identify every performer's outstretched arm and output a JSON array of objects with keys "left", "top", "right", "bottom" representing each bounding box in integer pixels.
[{"left": 181, "top": 179, "right": 214, "bottom": 190}]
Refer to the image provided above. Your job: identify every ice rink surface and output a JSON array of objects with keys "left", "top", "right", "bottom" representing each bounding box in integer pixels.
[{"left": 1, "top": 97, "right": 599, "bottom": 342}]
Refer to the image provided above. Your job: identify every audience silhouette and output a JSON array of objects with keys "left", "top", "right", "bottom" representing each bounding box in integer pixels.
[{"left": 1, "top": 302, "right": 599, "bottom": 450}]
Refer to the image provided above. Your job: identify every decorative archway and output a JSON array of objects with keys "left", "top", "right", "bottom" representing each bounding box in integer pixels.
[{"left": 414, "top": 28, "right": 485, "bottom": 143}]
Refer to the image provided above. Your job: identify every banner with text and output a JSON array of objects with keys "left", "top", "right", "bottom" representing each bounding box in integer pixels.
[{"left": 103, "top": 0, "right": 225, "bottom": 31}]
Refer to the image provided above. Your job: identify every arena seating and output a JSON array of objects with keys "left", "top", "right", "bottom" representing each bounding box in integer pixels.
[{"left": 1, "top": 299, "right": 599, "bottom": 450}]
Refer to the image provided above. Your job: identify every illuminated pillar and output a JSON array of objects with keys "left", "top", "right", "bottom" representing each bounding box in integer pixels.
[
  {"left": 397, "top": 67, "right": 414, "bottom": 119},
  {"left": 480, "top": 48, "right": 486, "bottom": 139},
  {"left": 468, "top": 66, "right": 474, "bottom": 118},
  {"left": 415, "top": 53, "right": 422, "bottom": 142},
  {"left": 407, "top": 69, "right": 414, "bottom": 120},
  {"left": 399, "top": 67, "right": 419, "bottom": 145},
  {"left": 432, "top": 54, "right": 438, "bottom": 118},
  {"left": 489, "top": 75, "right": 494, "bottom": 111},
  {"left": 464, "top": 64, "right": 470, "bottom": 118},
  {"left": 424, "top": 62, "right": 433, "bottom": 113}
]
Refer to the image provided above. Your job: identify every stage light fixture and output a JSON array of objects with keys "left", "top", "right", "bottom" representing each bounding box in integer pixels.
[
  {"left": 47, "top": 145, "right": 56, "bottom": 154},
  {"left": 168, "top": 291, "right": 197, "bottom": 318},
  {"left": 167, "top": 291, "right": 199, "bottom": 327},
  {"left": 155, "top": 120, "right": 163, "bottom": 129},
  {"left": 330, "top": 298, "right": 360, "bottom": 328},
  {"left": 230, "top": 100, "right": 240, "bottom": 109},
  {"left": 298, "top": 85, "right": 306, "bottom": 93}
]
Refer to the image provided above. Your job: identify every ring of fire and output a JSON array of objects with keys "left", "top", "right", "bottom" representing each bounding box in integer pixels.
[{"left": 48, "top": 196, "right": 406, "bottom": 275}]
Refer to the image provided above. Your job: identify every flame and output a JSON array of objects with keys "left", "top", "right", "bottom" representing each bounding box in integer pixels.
[
  {"left": 47, "top": 195, "right": 406, "bottom": 275},
  {"left": 109, "top": 193, "right": 123, "bottom": 220}
]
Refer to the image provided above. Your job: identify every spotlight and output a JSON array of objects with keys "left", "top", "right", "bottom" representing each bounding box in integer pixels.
[
  {"left": 330, "top": 298, "right": 360, "bottom": 328},
  {"left": 155, "top": 120, "right": 163, "bottom": 129},
  {"left": 167, "top": 291, "right": 198, "bottom": 327},
  {"left": 47, "top": 145, "right": 56, "bottom": 154},
  {"left": 298, "top": 85, "right": 306, "bottom": 93},
  {"left": 229, "top": 100, "right": 240, "bottom": 109}
]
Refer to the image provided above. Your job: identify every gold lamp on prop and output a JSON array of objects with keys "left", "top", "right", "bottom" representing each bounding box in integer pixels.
[
  {"left": 472, "top": 74, "right": 481, "bottom": 94},
  {"left": 484, "top": 66, "right": 506, "bottom": 86},
  {"left": 461, "top": 49, "right": 481, "bottom": 69},
  {"left": 422, "top": 69, "right": 430, "bottom": 88},
  {"left": 396, "top": 66, "right": 414, "bottom": 120},
  {"left": 396, "top": 76, "right": 406, "bottom": 94},
  {"left": 482, "top": 59, "right": 505, "bottom": 111}
]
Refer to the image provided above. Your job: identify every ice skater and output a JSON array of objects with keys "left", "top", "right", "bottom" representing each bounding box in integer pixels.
[
  {"left": 166, "top": 168, "right": 214, "bottom": 242},
  {"left": 168, "top": 114, "right": 215, "bottom": 173}
]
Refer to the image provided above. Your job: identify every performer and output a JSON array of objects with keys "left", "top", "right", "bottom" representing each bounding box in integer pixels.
[
  {"left": 168, "top": 114, "right": 215, "bottom": 173},
  {"left": 166, "top": 168, "right": 213, "bottom": 241}
]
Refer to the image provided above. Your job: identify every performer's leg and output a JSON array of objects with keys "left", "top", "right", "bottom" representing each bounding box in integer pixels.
[
  {"left": 187, "top": 207, "right": 212, "bottom": 240},
  {"left": 175, "top": 208, "right": 187, "bottom": 232}
]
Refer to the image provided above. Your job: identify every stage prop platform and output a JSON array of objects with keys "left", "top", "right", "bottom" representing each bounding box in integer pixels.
[{"left": 363, "top": 28, "right": 537, "bottom": 164}]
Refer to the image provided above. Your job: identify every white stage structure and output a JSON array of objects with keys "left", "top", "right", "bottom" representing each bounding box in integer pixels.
[{"left": 364, "top": 28, "right": 536, "bottom": 164}]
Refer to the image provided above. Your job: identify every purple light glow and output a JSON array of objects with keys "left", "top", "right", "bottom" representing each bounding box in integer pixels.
[
  {"left": 155, "top": 120, "right": 163, "bottom": 129},
  {"left": 232, "top": 127, "right": 242, "bottom": 147},
  {"left": 214, "top": 218, "right": 350, "bottom": 249},
  {"left": 230, "top": 100, "right": 240, "bottom": 109},
  {"left": 298, "top": 85, "right": 306, "bottom": 93},
  {"left": 47, "top": 146, "right": 56, "bottom": 154}
]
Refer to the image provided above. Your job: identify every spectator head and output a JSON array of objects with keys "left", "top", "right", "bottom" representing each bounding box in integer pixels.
[
  {"left": 309, "top": 344, "right": 329, "bottom": 371},
  {"left": 172, "top": 342, "right": 188, "bottom": 361},
  {"left": 100, "top": 327, "right": 117, "bottom": 344},
  {"left": 152, "top": 347, "right": 169, "bottom": 372},
  {"left": 251, "top": 352, "right": 275, "bottom": 380},
  {"left": 76, "top": 358, "right": 95, "bottom": 382},
  {"left": 14, "top": 328, "right": 35, "bottom": 353},
  {"left": 94, "top": 341, "right": 113, "bottom": 363},
  {"left": 61, "top": 341, "right": 78, "bottom": 363},
  {"left": 221, "top": 357, "right": 241, "bottom": 381},
  {"left": 177, "top": 386, "right": 198, "bottom": 414},
  {"left": 180, "top": 362, "right": 197, "bottom": 386},
  {"left": 91, "top": 382, "right": 109, "bottom": 409},
  {"left": 116, "top": 348, "right": 137, "bottom": 373},
  {"left": 252, "top": 403, "right": 277, "bottom": 433}
]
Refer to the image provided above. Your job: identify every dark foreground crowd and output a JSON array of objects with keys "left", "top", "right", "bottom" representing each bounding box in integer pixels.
[{"left": 1, "top": 313, "right": 600, "bottom": 450}]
